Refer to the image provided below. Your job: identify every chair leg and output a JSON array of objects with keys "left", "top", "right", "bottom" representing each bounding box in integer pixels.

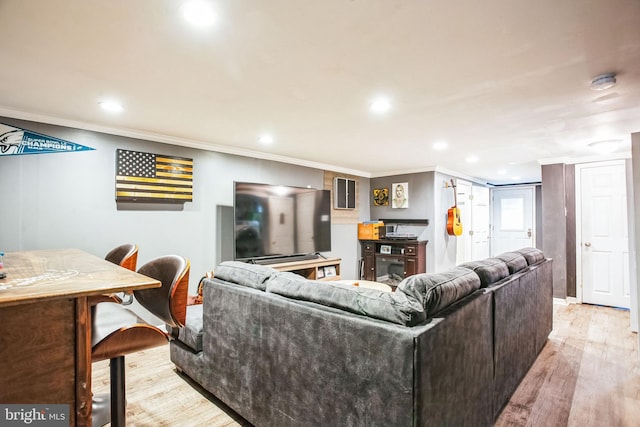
[
  {"left": 92, "top": 394, "right": 110, "bottom": 427},
  {"left": 110, "top": 355, "right": 126, "bottom": 427}
]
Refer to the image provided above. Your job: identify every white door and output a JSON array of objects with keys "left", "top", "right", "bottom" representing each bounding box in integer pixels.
[
  {"left": 578, "top": 161, "right": 630, "bottom": 308},
  {"left": 491, "top": 187, "right": 535, "bottom": 255},
  {"left": 471, "top": 186, "right": 491, "bottom": 260},
  {"left": 456, "top": 180, "right": 472, "bottom": 263},
  {"left": 456, "top": 183, "right": 491, "bottom": 263}
]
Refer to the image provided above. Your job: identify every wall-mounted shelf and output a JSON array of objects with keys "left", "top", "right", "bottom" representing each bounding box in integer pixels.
[{"left": 378, "top": 219, "right": 429, "bottom": 226}]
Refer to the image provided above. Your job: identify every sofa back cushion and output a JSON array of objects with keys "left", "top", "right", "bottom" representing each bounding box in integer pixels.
[
  {"left": 214, "top": 261, "right": 276, "bottom": 291},
  {"left": 396, "top": 267, "right": 481, "bottom": 317},
  {"left": 266, "top": 272, "right": 426, "bottom": 326},
  {"left": 514, "top": 247, "right": 545, "bottom": 266},
  {"left": 458, "top": 258, "right": 509, "bottom": 287},
  {"left": 495, "top": 252, "right": 528, "bottom": 274}
]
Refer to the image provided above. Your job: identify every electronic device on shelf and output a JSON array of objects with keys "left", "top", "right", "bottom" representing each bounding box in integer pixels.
[{"left": 384, "top": 233, "right": 418, "bottom": 240}]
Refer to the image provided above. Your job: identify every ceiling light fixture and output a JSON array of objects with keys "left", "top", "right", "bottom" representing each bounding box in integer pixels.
[
  {"left": 432, "top": 141, "right": 448, "bottom": 151},
  {"left": 465, "top": 156, "right": 478, "bottom": 163},
  {"left": 590, "top": 73, "right": 616, "bottom": 91},
  {"left": 588, "top": 139, "right": 622, "bottom": 154},
  {"left": 370, "top": 96, "right": 391, "bottom": 114},
  {"left": 258, "top": 134, "right": 274, "bottom": 144},
  {"left": 181, "top": 0, "right": 216, "bottom": 27},
  {"left": 99, "top": 100, "right": 124, "bottom": 113}
]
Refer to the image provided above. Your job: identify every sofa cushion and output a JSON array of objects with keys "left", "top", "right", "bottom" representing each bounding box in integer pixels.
[
  {"left": 396, "top": 267, "right": 481, "bottom": 317},
  {"left": 458, "top": 258, "right": 509, "bottom": 287},
  {"left": 514, "top": 247, "right": 545, "bottom": 266},
  {"left": 176, "top": 304, "right": 204, "bottom": 353},
  {"left": 495, "top": 252, "right": 528, "bottom": 274},
  {"left": 266, "top": 272, "right": 426, "bottom": 326},
  {"left": 213, "top": 261, "right": 276, "bottom": 291}
]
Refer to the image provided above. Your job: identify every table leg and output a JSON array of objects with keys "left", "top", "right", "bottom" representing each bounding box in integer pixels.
[{"left": 76, "top": 297, "right": 92, "bottom": 426}]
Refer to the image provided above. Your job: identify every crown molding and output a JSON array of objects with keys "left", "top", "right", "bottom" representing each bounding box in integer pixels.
[{"left": 0, "top": 106, "right": 371, "bottom": 178}]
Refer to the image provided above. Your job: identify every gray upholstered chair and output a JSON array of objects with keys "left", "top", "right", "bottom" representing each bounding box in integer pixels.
[{"left": 91, "top": 254, "right": 190, "bottom": 427}]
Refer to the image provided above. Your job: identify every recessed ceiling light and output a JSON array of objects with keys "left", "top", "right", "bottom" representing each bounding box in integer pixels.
[
  {"left": 370, "top": 96, "right": 391, "bottom": 114},
  {"left": 511, "top": 176, "right": 521, "bottom": 180},
  {"left": 181, "top": 0, "right": 216, "bottom": 27},
  {"left": 258, "top": 134, "right": 274, "bottom": 145},
  {"left": 465, "top": 156, "right": 478, "bottom": 163},
  {"left": 590, "top": 73, "right": 616, "bottom": 91},
  {"left": 432, "top": 141, "right": 448, "bottom": 151},
  {"left": 99, "top": 100, "right": 124, "bottom": 113},
  {"left": 497, "top": 169, "right": 507, "bottom": 175}
]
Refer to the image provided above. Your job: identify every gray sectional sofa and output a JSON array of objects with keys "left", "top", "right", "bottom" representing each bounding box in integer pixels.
[{"left": 170, "top": 248, "right": 552, "bottom": 427}]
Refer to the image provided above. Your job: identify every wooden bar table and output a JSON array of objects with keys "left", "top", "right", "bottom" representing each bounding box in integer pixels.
[{"left": 0, "top": 248, "right": 161, "bottom": 426}]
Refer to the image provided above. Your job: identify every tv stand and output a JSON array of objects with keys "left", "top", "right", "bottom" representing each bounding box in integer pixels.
[
  {"left": 265, "top": 256, "right": 341, "bottom": 281},
  {"left": 360, "top": 239, "right": 427, "bottom": 288},
  {"left": 250, "top": 253, "right": 327, "bottom": 265}
]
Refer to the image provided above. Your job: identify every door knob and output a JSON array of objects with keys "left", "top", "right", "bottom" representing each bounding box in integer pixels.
[{"left": 584, "top": 242, "right": 591, "bottom": 247}]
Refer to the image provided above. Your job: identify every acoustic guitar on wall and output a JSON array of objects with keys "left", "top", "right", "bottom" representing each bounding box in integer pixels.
[{"left": 446, "top": 179, "right": 463, "bottom": 236}]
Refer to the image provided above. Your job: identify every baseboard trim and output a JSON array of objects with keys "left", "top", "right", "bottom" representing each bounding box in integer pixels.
[{"left": 553, "top": 297, "right": 577, "bottom": 305}]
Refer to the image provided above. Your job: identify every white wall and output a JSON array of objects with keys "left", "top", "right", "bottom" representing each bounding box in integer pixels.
[
  {"left": 433, "top": 172, "right": 460, "bottom": 273},
  {"left": 0, "top": 117, "right": 360, "bottom": 292}
]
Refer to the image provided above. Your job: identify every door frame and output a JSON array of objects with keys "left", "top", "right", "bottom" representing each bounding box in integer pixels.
[
  {"left": 574, "top": 159, "right": 627, "bottom": 304},
  {"left": 490, "top": 185, "right": 536, "bottom": 256},
  {"left": 455, "top": 179, "right": 472, "bottom": 264},
  {"left": 471, "top": 185, "right": 491, "bottom": 261}
]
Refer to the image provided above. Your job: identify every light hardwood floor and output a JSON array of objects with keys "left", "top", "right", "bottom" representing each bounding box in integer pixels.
[
  {"left": 93, "top": 303, "right": 640, "bottom": 426},
  {"left": 495, "top": 302, "right": 640, "bottom": 427}
]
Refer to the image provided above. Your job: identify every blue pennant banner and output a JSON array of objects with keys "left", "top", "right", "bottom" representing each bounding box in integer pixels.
[{"left": 0, "top": 123, "right": 95, "bottom": 156}]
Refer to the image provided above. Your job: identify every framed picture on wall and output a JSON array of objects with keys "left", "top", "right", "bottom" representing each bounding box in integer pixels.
[
  {"left": 372, "top": 188, "right": 389, "bottom": 206},
  {"left": 392, "top": 182, "right": 409, "bottom": 208}
]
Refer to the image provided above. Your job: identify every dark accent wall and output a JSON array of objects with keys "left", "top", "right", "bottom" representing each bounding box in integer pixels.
[
  {"left": 369, "top": 173, "right": 434, "bottom": 222},
  {"left": 541, "top": 164, "right": 568, "bottom": 299},
  {"left": 541, "top": 163, "right": 579, "bottom": 299},
  {"left": 535, "top": 186, "right": 543, "bottom": 249},
  {"left": 565, "top": 165, "right": 576, "bottom": 297},
  {"left": 369, "top": 172, "right": 437, "bottom": 271}
]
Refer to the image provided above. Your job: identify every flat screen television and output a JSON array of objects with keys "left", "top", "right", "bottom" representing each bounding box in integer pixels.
[{"left": 233, "top": 181, "right": 332, "bottom": 261}]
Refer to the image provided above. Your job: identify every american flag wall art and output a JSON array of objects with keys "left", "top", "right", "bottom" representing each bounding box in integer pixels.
[{"left": 115, "top": 149, "right": 193, "bottom": 203}]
